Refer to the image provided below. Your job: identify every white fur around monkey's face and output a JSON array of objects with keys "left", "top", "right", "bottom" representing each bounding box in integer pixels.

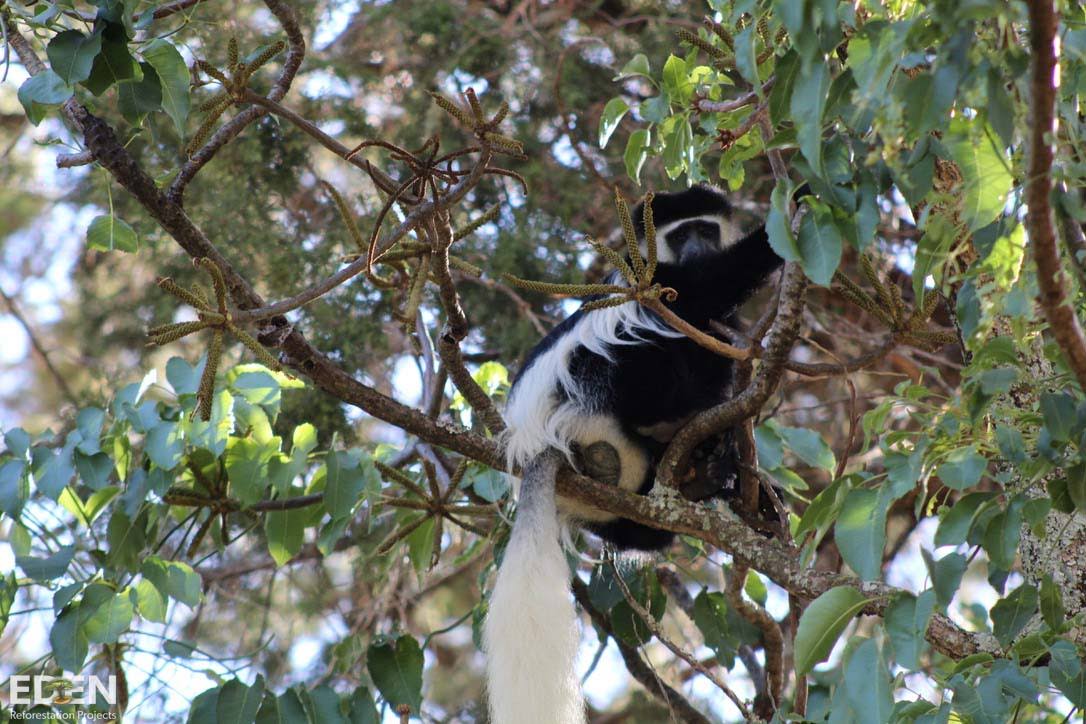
[{"left": 638, "top": 213, "right": 741, "bottom": 263}]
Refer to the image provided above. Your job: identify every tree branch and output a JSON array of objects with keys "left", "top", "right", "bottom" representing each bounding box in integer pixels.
[{"left": 1026, "top": 1, "right": 1086, "bottom": 390}]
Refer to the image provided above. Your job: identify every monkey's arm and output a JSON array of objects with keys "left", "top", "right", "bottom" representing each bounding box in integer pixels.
[{"left": 653, "top": 224, "right": 783, "bottom": 326}]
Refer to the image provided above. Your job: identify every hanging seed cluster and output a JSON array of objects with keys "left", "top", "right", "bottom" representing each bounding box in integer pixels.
[
  {"left": 187, "top": 36, "right": 287, "bottom": 156},
  {"left": 504, "top": 189, "right": 677, "bottom": 312},
  {"left": 833, "top": 256, "right": 958, "bottom": 351},
  {"left": 148, "top": 258, "right": 283, "bottom": 421}
]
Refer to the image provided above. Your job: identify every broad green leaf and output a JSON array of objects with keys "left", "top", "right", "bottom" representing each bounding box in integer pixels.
[
  {"left": 615, "top": 53, "right": 651, "bottom": 80},
  {"left": 47, "top": 29, "right": 103, "bottom": 85},
  {"left": 794, "top": 585, "right": 868, "bottom": 675},
  {"left": 935, "top": 446, "right": 986, "bottom": 490},
  {"left": 217, "top": 677, "right": 266, "bottom": 724},
  {"left": 367, "top": 634, "right": 424, "bottom": 712},
  {"left": 834, "top": 488, "right": 886, "bottom": 580},
  {"left": 1050, "top": 640, "right": 1086, "bottom": 707},
  {"left": 142, "top": 39, "right": 190, "bottom": 137},
  {"left": 83, "top": 589, "right": 135, "bottom": 643},
  {"left": 17, "top": 544, "right": 75, "bottom": 581},
  {"left": 843, "top": 637, "right": 893, "bottom": 722},
  {"left": 766, "top": 180, "right": 800, "bottom": 262},
  {"left": 87, "top": 214, "right": 139, "bottom": 253},
  {"left": 990, "top": 584, "right": 1038, "bottom": 646},
  {"left": 51, "top": 605, "right": 89, "bottom": 672},
  {"left": 796, "top": 203, "right": 843, "bottom": 286},
  {"left": 885, "top": 590, "right": 935, "bottom": 670},
  {"left": 0, "top": 459, "right": 28, "bottom": 518},
  {"left": 733, "top": 24, "right": 759, "bottom": 88},
  {"left": 982, "top": 499, "right": 1022, "bottom": 571},
  {"left": 134, "top": 579, "right": 167, "bottom": 623},
  {"left": 323, "top": 451, "right": 366, "bottom": 518},
  {"left": 83, "top": 24, "right": 139, "bottom": 96},
  {"left": 946, "top": 118, "right": 1012, "bottom": 231},
  {"left": 1040, "top": 575, "right": 1065, "bottom": 631},
  {"left": 922, "top": 550, "right": 966, "bottom": 609},
  {"left": 791, "top": 60, "right": 830, "bottom": 177},
  {"left": 146, "top": 420, "right": 184, "bottom": 470},
  {"left": 934, "top": 492, "right": 993, "bottom": 547},
  {"left": 347, "top": 687, "right": 379, "bottom": 724},
  {"left": 598, "top": 97, "right": 629, "bottom": 148},
  {"left": 118, "top": 62, "right": 164, "bottom": 124},
  {"left": 265, "top": 508, "right": 305, "bottom": 566},
  {"left": 18, "top": 71, "right": 74, "bottom": 125},
  {"left": 773, "top": 423, "right": 835, "bottom": 472},
  {"left": 1040, "top": 392, "right": 1076, "bottom": 442}
]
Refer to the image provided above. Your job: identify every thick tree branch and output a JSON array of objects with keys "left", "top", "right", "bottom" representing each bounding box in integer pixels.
[{"left": 1026, "top": 1, "right": 1086, "bottom": 390}]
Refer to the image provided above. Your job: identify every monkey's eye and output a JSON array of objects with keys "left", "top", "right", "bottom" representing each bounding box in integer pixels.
[{"left": 665, "top": 220, "right": 721, "bottom": 262}]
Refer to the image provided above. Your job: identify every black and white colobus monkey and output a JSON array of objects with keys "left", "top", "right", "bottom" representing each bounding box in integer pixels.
[{"left": 484, "top": 185, "right": 786, "bottom": 724}]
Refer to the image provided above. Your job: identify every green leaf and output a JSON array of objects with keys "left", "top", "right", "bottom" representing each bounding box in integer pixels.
[
  {"left": 323, "top": 451, "right": 366, "bottom": 519},
  {"left": 18, "top": 70, "right": 74, "bottom": 125},
  {"left": 923, "top": 550, "right": 967, "bottom": 609},
  {"left": 1040, "top": 392, "right": 1076, "bottom": 442},
  {"left": 773, "top": 423, "right": 836, "bottom": 471},
  {"left": 1050, "top": 640, "right": 1086, "bottom": 707},
  {"left": 367, "top": 634, "right": 424, "bottom": 712},
  {"left": 0, "top": 459, "right": 28, "bottom": 518},
  {"left": 146, "top": 420, "right": 184, "bottom": 470},
  {"left": 1040, "top": 575, "right": 1065, "bottom": 630},
  {"left": 935, "top": 446, "right": 986, "bottom": 490},
  {"left": 834, "top": 488, "right": 886, "bottom": 580},
  {"left": 83, "top": 24, "right": 139, "bottom": 96},
  {"left": 885, "top": 590, "right": 935, "bottom": 670},
  {"left": 118, "top": 62, "right": 164, "bottom": 124},
  {"left": 990, "top": 584, "right": 1038, "bottom": 647},
  {"left": 598, "top": 97, "right": 629, "bottom": 148},
  {"left": 141, "top": 558, "right": 202, "bottom": 608},
  {"left": 265, "top": 508, "right": 306, "bottom": 566},
  {"left": 75, "top": 451, "right": 113, "bottom": 491},
  {"left": 615, "top": 53, "right": 651, "bottom": 80},
  {"left": 17, "top": 544, "right": 75, "bottom": 581},
  {"left": 766, "top": 180, "right": 800, "bottom": 262},
  {"left": 843, "top": 637, "right": 893, "bottom": 721},
  {"left": 142, "top": 39, "right": 190, "bottom": 137},
  {"left": 661, "top": 54, "right": 687, "bottom": 104},
  {"left": 982, "top": 499, "right": 1022, "bottom": 571},
  {"left": 347, "top": 687, "right": 379, "bottom": 724},
  {"left": 794, "top": 585, "right": 868, "bottom": 675},
  {"left": 226, "top": 437, "right": 273, "bottom": 506},
  {"left": 47, "top": 29, "right": 103, "bottom": 85},
  {"left": 791, "top": 60, "right": 830, "bottom": 177},
  {"left": 51, "top": 605, "right": 89, "bottom": 672},
  {"left": 217, "top": 677, "right": 266, "bottom": 724},
  {"left": 134, "top": 579, "right": 167, "bottom": 623},
  {"left": 83, "top": 589, "right": 135, "bottom": 643},
  {"left": 945, "top": 118, "right": 1012, "bottom": 232},
  {"left": 87, "top": 214, "right": 139, "bottom": 253},
  {"left": 934, "top": 492, "right": 993, "bottom": 547},
  {"left": 795, "top": 202, "right": 843, "bottom": 286},
  {"left": 733, "top": 24, "right": 759, "bottom": 88},
  {"left": 108, "top": 510, "right": 147, "bottom": 572}
]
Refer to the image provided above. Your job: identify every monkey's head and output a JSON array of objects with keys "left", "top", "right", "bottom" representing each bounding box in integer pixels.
[{"left": 632, "top": 185, "right": 741, "bottom": 265}]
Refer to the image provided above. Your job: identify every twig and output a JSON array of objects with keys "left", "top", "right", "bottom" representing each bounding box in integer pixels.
[
  {"left": 571, "top": 579, "right": 711, "bottom": 724},
  {"left": 1025, "top": 1, "right": 1086, "bottom": 390},
  {"left": 610, "top": 560, "right": 751, "bottom": 720},
  {"left": 725, "top": 564, "right": 783, "bottom": 714},
  {"left": 0, "top": 287, "right": 78, "bottom": 406},
  {"left": 167, "top": 0, "right": 305, "bottom": 204}
]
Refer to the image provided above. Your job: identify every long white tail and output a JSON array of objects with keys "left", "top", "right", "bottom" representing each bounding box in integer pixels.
[{"left": 484, "top": 450, "right": 586, "bottom": 724}]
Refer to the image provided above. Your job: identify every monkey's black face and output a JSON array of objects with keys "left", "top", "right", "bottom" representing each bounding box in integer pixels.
[{"left": 664, "top": 219, "right": 723, "bottom": 264}]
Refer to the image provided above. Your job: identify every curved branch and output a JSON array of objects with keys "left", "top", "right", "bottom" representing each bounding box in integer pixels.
[
  {"left": 167, "top": 0, "right": 305, "bottom": 204},
  {"left": 1026, "top": 1, "right": 1086, "bottom": 390}
]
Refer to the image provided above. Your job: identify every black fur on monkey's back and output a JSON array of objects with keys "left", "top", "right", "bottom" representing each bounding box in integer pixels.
[{"left": 517, "top": 185, "right": 786, "bottom": 550}]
